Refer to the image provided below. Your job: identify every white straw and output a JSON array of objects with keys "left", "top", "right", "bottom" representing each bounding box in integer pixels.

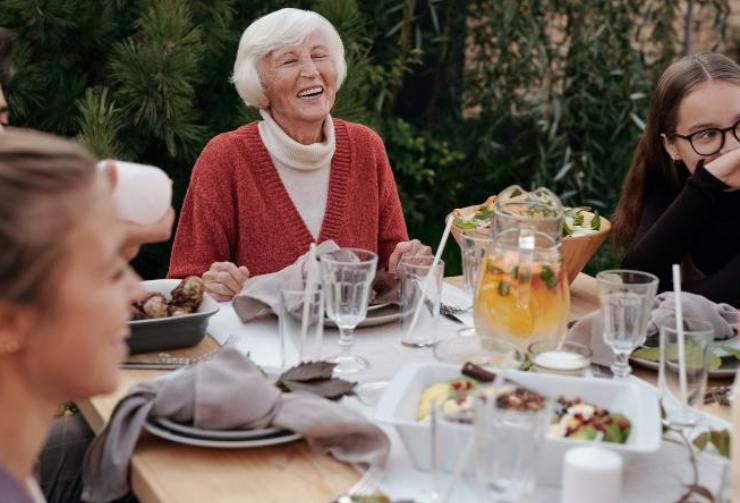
[
  {"left": 672, "top": 264, "right": 688, "bottom": 408},
  {"left": 299, "top": 243, "right": 317, "bottom": 361},
  {"left": 403, "top": 217, "right": 453, "bottom": 341}
]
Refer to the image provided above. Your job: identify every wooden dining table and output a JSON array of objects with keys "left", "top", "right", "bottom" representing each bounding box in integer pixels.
[{"left": 75, "top": 273, "right": 733, "bottom": 503}]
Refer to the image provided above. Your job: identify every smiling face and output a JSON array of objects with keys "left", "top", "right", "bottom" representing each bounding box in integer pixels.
[
  {"left": 258, "top": 30, "right": 337, "bottom": 141},
  {"left": 663, "top": 80, "right": 740, "bottom": 172},
  {"left": 17, "top": 179, "right": 141, "bottom": 401}
]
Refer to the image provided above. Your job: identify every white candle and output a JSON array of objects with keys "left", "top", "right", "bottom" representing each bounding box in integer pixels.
[
  {"left": 533, "top": 350, "right": 589, "bottom": 371},
  {"left": 561, "top": 447, "right": 622, "bottom": 503}
]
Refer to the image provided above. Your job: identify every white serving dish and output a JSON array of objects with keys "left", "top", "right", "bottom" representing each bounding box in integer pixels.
[{"left": 375, "top": 362, "right": 662, "bottom": 486}]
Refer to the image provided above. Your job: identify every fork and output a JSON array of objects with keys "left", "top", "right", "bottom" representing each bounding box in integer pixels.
[
  {"left": 439, "top": 302, "right": 471, "bottom": 316},
  {"left": 335, "top": 466, "right": 385, "bottom": 502},
  {"left": 157, "top": 334, "right": 237, "bottom": 366}
]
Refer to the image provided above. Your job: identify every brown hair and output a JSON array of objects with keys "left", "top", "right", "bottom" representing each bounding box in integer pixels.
[
  {"left": 612, "top": 52, "right": 740, "bottom": 250},
  {"left": 0, "top": 129, "right": 97, "bottom": 304},
  {"left": 0, "top": 27, "right": 15, "bottom": 83}
]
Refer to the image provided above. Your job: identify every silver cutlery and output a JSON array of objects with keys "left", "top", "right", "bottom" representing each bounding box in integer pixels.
[
  {"left": 122, "top": 335, "right": 237, "bottom": 370},
  {"left": 335, "top": 466, "right": 385, "bottom": 502}
]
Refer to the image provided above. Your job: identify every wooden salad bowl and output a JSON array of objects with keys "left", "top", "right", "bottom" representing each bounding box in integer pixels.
[{"left": 446, "top": 205, "right": 612, "bottom": 285}]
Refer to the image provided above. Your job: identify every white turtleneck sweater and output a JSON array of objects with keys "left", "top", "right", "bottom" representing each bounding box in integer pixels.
[{"left": 258, "top": 110, "right": 335, "bottom": 239}]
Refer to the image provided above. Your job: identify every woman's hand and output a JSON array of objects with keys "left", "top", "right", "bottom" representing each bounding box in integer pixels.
[
  {"left": 121, "top": 208, "right": 175, "bottom": 260},
  {"left": 388, "top": 239, "right": 433, "bottom": 276},
  {"left": 704, "top": 148, "right": 740, "bottom": 188},
  {"left": 202, "top": 262, "right": 250, "bottom": 302}
]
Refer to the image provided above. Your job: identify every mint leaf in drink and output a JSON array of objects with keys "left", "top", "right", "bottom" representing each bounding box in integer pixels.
[
  {"left": 498, "top": 280, "right": 510, "bottom": 296},
  {"left": 540, "top": 265, "right": 558, "bottom": 289}
]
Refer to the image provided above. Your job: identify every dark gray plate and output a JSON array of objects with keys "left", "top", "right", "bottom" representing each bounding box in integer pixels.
[{"left": 128, "top": 279, "right": 220, "bottom": 354}]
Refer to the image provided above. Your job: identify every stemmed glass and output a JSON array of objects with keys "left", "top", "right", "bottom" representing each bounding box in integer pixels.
[
  {"left": 320, "top": 248, "right": 378, "bottom": 374},
  {"left": 458, "top": 231, "right": 491, "bottom": 336},
  {"left": 596, "top": 270, "right": 659, "bottom": 379}
]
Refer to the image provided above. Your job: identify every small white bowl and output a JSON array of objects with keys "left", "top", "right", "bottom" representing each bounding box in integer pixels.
[{"left": 375, "top": 362, "right": 661, "bottom": 486}]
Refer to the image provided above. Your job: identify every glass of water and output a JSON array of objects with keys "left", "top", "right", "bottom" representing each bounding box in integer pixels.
[
  {"left": 596, "top": 270, "right": 659, "bottom": 379},
  {"left": 458, "top": 231, "right": 491, "bottom": 336},
  {"left": 399, "top": 256, "right": 445, "bottom": 347},
  {"left": 473, "top": 388, "right": 552, "bottom": 502},
  {"left": 658, "top": 316, "right": 713, "bottom": 428},
  {"left": 320, "top": 248, "right": 378, "bottom": 374}
]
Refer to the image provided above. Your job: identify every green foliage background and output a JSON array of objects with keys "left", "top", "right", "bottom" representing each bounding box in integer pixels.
[{"left": 0, "top": 0, "right": 732, "bottom": 278}]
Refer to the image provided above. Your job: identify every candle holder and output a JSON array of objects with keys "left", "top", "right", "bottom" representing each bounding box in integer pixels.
[{"left": 527, "top": 340, "right": 592, "bottom": 377}]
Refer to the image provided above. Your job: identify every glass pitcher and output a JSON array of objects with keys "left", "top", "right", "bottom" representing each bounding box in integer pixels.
[
  {"left": 491, "top": 185, "right": 563, "bottom": 242},
  {"left": 474, "top": 186, "right": 569, "bottom": 351}
]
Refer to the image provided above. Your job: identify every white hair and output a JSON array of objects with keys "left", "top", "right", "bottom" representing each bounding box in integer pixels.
[{"left": 231, "top": 8, "right": 347, "bottom": 109}]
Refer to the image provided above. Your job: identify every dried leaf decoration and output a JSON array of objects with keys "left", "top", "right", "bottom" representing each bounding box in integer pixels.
[
  {"left": 279, "top": 361, "right": 335, "bottom": 382},
  {"left": 275, "top": 361, "right": 356, "bottom": 400}
]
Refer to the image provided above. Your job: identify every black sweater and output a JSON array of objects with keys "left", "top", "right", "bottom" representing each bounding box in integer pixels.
[{"left": 622, "top": 162, "right": 740, "bottom": 307}]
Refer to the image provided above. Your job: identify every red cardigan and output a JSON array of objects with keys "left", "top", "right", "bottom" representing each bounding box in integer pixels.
[{"left": 167, "top": 118, "right": 409, "bottom": 278}]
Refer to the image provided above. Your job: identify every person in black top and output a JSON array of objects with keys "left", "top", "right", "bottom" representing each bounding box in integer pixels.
[{"left": 613, "top": 52, "right": 740, "bottom": 307}]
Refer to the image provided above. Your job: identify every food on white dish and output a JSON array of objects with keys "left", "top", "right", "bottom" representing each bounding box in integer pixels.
[
  {"left": 415, "top": 364, "right": 632, "bottom": 445},
  {"left": 451, "top": 194, "right": 603, "bottom": 237},
  {"left": 131, "top": 276, "right": 205, "bottom": 320}
]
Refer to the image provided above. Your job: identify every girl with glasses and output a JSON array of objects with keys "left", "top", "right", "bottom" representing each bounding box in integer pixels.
[{"left": 613, "top": 52, "right": 740, "bottom": 307}]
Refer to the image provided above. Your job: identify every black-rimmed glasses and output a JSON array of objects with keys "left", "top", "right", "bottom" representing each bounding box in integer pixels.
[{"left": 671, "top": 119, "right": 740, "bottom": 156}]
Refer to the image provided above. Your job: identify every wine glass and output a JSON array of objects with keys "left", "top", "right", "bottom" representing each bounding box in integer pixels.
[
  {"left": 320, "top": 248, "right": 378, "bottom": 374},
  {"left": 596, "top": 270, "right": 659, "bottom": 379}
]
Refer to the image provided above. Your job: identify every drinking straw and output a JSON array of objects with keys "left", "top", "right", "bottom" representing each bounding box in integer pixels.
[
  {"left": 300, "top": 243, "right": 318, "bottom": 361},
  {"left": 403, "top": 217, "right": 454, "bottom": 341},
  {"left": 672, "top": 264, "right": 689, "bottom": 409}
]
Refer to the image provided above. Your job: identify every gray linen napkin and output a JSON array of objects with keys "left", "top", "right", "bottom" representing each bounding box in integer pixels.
[
  {"left": 567, "top": 291, "right": 738, "bottom": 366},
  {"left": 81, "top": 348, "right": 390, "bottom": 502},
  {"left": 233, "top": 240, "right": 340, "bottom": 321}
]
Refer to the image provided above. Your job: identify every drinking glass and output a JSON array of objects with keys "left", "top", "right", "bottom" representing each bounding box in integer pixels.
[
  {"left": 473, "top": 388, "right": 552, "bottom": 502},
  {"left": 320, "top": 248, "right": 378, "bottom": 374},
  {"left": 458, "top": 232, "right": 492, "bottom": 336},
  {"left": 400, "top": 256, "right": 445, "bottom": 347},
  {"left": 278, "top": 281, "right": 324, "bottom": 370},
  {"left": 658, "top": 316, "right": 713, "bottom": 428},
  {"left": 596, "top": 270, "right": 659, "bottom": 379},
  {"left": 528, "top": 340, "right": 592, "bottom": 377}
]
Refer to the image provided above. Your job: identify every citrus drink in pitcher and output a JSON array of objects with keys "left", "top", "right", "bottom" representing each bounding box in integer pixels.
[{"left": 474, "top": 229, "right": 569, "bottom": 351}]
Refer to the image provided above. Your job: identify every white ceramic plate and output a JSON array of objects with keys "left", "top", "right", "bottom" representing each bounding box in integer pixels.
[
  {"left": 144, "top": 419, "right": 301, "bottom": 449},
  {"left": 325, "top": 303, "right": 400, "bottom": 329},
  {"left": 153, "top": 418, "right": 285, "bottom": 440}
]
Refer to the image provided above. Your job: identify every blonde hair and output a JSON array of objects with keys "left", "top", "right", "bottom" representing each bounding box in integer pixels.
[
  {"left": 231, "top": 8, "right": 346, "bottom": 109},
  {"left": 0, "top": 128, "right": 97, "bottom": 304}
]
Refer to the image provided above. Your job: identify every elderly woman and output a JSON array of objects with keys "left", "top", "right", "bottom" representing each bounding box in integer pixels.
[{"left": 167, "top": 8, "right": 430, "bottom": 301}]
